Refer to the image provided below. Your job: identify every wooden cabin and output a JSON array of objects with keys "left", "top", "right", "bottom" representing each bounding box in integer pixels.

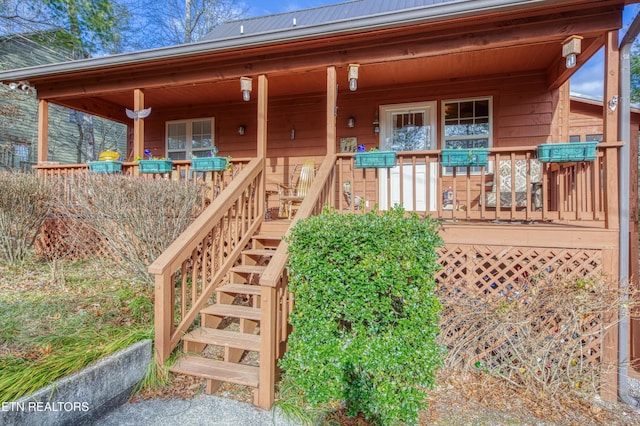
[{"left": 0, "top": 0, "right": 637, "bottom": 408}]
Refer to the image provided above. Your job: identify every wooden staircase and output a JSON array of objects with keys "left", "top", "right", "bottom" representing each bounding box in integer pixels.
[{"left": 168, "top": 220, "right": 289, "bottom": 402}]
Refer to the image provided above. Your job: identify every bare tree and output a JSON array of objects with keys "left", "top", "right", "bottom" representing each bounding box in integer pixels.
[{"left": 135, "top": 0, "right": 247, "bottom": 47}]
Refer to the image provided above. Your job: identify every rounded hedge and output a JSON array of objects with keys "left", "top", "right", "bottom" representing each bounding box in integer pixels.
[{"left": 280, "top": 207, "right": 444, "bottom": 425}]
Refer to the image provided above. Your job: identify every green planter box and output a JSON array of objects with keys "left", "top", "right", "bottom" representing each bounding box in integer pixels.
[
  {"left": 88, "top": 161, "right": 122, "bottom": 174},
  {"left": 537, "top": 142, "right": 597, "bottom": 163},
  {"left": 138, "top": 159, "right": 173, "bottom": 174},
  {"left": 191, "top": 156, "right": 228, "bottom": 171},
  {"left": 354, "top": 151, "right": 396, "bottom": 168},
  {"left": 440, "top": 149, "right": 489, "bottom": 167}
]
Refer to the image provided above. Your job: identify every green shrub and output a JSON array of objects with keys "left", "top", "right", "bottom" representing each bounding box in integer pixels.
[
  {"left": 0, "top": 172, "right": 53, "bottom": 262},
  {"left": 280, "top": 207, "right": 445, "bottom": 425}
]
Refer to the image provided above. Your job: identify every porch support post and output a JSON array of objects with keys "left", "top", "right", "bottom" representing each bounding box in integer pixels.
[
  {"left": 257, "top": 75, "right": 268, "bottom": 159},
  {"left": 326, "top": 67, "right": 337, "bottom": 207},
  {"left": 37, "top": 99, "right": 49, "bottom": 163},
  {"left": 326, "top": 66, "right": 337, "bottom": 155},
  {"left": 257, "top": 75, "right": 268, "bottom": 218},
  {"left": 604, "top": 31, "right": 619, "bottom": 142},
  {"left": 133, "top": 89, "right": 145, "bottom": 160}
]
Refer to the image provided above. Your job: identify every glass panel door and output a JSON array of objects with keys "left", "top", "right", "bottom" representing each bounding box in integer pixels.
[{"left": 379, "top": 102, "right": 437, "bottom": 212}]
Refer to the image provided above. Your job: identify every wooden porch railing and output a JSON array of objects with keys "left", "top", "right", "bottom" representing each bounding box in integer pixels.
[
  {"left": 257, "top": 154, "right": 337, "bottom": 408},
  {"left": 148, "top": 158, "right": 264, "bottom": 364},
  {"left": 33, "top": 158, "right": 252, "bottom": 209},
  {"left": 335, "top": 143, "right": 621, "bottom": 226}
]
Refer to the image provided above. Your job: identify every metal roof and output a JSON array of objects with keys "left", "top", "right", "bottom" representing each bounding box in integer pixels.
[{"left": 202, "top": 0, "right": 455, "bottom": 40}]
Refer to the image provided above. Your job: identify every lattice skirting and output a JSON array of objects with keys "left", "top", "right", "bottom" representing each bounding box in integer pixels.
[
  {"left": 436, "top": 244, "right": 606, "bottom": 368},
  {"left": 35, "top": 216, "right": 110, "bottom": 260},
  {"left": 437, "top": 245, "right": 603, "bottom": 297}
]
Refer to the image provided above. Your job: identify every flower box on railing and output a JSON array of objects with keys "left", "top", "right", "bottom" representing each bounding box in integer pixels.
[
  {"left": 88, "top": 160, "right": 122, "bottom": 174},
  {"left": 138, "top": 159, "right": 173, "bottom": 174},
  {"left": 191, "top": 156, "right": 227, "bottom": 172},
  {"left": 536, "top": 142, "right": 597, "bottom": 163},
  {"left": 354, "top": 151, "right": 396, "bottom": 168},
  {"left": 440, "top": 148, "right": 489, "bottom": 167}
]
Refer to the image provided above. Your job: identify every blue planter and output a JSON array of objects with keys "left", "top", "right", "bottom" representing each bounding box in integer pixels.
[
  {"left": 440, "top": 149, "right": 489, "bottom": 167},
  {"left": 138, "top": 159, "right": 173, "bottom": 173},
  {"left": 354, "top": 151, "right": 396, "bottom": 168},
  {"left": 537, "top": 142, "right": 597, "bottom": 162},
  {"left": 88, "top": 161, "right": 122, "bottom": 174},
  {"left": 191, "top": 156, "right": 228, "bottom": 172}
]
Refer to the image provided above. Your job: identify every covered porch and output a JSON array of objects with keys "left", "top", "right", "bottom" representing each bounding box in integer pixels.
[{"left": 2, "top": 0, "right": 636, "bottom": 410}]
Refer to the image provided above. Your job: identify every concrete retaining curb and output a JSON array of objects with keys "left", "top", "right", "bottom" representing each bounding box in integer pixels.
[{"left": 1, "top": 339, "right": 152, "bottom": 426}]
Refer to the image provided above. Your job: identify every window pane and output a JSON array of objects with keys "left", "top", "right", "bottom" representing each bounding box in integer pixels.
[
  {"left": 444, "top": 103, "right": 458, "bottom": 120},
  {"left": 475, "top": 100, "right": 489, "bottom": 117},
  {"left": 586, "top": 134, "right": 602, "bottom": 142},
  {"left": 167, "top": 123, "right": 186, "bottom": 150},
  {"left": 445, "top": 139, "right": 488, "bottom": 149},
  {"left": 168, "top": 152, "right": 186, "bottom": 160},
  {"left": 569, "top": 135, "right": 581, "bottom": 142},
  {"left": 460, "top": 101, "right": 474, "bottom": 118}
]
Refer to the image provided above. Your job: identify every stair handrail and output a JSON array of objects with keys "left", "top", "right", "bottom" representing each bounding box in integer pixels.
[
  {"left": 257, "top": 154, "right": 336, "bottom": 408},
  {"left": 150, "top": 157, "right": 265, "bottom": 364}
]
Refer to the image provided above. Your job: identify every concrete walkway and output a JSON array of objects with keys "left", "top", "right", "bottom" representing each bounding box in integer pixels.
[{"left": 94, "top": 394, "right": 302, "bottom": 426}]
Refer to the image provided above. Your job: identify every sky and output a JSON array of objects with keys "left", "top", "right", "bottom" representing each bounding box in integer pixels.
[{"left": 244, "top": 0, "right": 640, "bottom": 101}]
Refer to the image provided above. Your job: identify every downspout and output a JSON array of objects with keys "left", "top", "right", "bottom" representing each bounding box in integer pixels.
[{"left": 618, "top": 12, "right": 640, "bottom": 408}]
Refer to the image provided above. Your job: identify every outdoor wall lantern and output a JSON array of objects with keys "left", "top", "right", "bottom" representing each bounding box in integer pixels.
[
  {"left": 347, "top": 116, "right": 356, "bottom": 128},
  {"left": 7, "top": 81, "right": 31, "bottom": 94},
  {"left": 240, "top": 77, "right": 252, "bottom": 101},
  {"left": 562, "top": 35, "right": 582, "bottom": 69},
  {"left": 238, "top": 125, "right": 246, "bottom": 135},
  {"left": 373, "top": 111, "right": 380, "bottom": 134},
  {"left": 348, "top": 64, "right": 359, "bottom": 91}
]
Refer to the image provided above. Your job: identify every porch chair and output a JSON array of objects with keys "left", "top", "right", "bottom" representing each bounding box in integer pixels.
[
  {"left": 277, "top": 160, "right": 315, "bottom": 219},
  {"left": 485, "top": 159, "right": 543, "bottom": 209}
]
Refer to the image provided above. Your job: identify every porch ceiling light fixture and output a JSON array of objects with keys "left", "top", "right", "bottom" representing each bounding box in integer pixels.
[
  {"left": 240, "top": 77, "right": 252, "bottom": 101},
  {"left": 348, "top": 64, "right": 359, "bottom": 91},
  {"left": 562, "top": 35, "right": 583, "bottom": 69}
]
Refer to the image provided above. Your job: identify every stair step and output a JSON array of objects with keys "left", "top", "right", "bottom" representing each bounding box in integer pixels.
[
  {"left": 230, "top": 265, "right": 266, "bottom": 274},
  {"left": 242, "top": 248, "right": 276, "bottom": 257},
  {"left": 201, "top": 304, "right": 261, "bottom": 321},
  {"left": 252, "top": 234, "right": 282, "bottom": 241},
  {"left": 217, "top": 283, "right": 261, "bottom": 296},
  {"left": 183, "top": 327, "right": 260, "bottom": 352},
  {"left": 170, "top": 355, "right": 259, "bottom": 387}
]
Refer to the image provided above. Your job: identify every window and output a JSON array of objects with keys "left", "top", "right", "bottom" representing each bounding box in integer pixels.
[
  {"left": 380, "top": 102, "right": 436, "bottom": 151},
  {"left": 569, "top": 135, "right": 581, "bottom": 142},
  {"left": 586, "top": 134, "right": 603, "bottom": 142},
  {"left": 166, "top": 118, "right": 214, "bottom": 160},
  {"left": 442, "top": 97, "right": 492, "bottom": 173}
]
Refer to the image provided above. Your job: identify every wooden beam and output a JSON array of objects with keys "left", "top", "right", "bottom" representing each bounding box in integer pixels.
[
  {"left": 37, "top": 99, "right": 48, "bottom": 163},
  {"left": 547, "top": 35, "right": 605, "bottom": 89},
  {"left": 133, "top": 89, "right": 145, "bottom": 160},
  {"left": 326, "top": 66, "right": 337, "bottom": 155},
  {"left": 603, "top": 31, "right": 619, "bottom": 142}
]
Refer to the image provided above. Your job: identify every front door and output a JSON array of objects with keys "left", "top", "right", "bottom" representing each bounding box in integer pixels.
[{"left": 379, "top": 101, "right": 437, "bottom": 211}]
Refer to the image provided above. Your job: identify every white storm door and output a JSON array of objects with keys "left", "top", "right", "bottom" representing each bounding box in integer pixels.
[{"left": 379, "top": 101, "right": 437, "bottom": 212}]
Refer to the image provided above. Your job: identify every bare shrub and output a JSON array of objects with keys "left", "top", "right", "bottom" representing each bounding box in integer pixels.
[
  {"left": 0, "top": 171, "right": 53, "bottom": 262},
  {"left": 54, "top": 174, "right": 205, "bottom": 283},
  {"left": 438, "top": 276, "right": 627, "bottom": 405}
]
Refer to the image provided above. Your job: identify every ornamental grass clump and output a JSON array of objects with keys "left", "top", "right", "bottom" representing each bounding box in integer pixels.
[{"left": 280, "top": 207, "right": 444, "bottom": 425}]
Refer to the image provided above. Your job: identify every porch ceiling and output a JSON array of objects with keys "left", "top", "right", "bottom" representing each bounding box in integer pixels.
[{"left": 55, "top": 37, "right": 587, "bottom": 120}]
